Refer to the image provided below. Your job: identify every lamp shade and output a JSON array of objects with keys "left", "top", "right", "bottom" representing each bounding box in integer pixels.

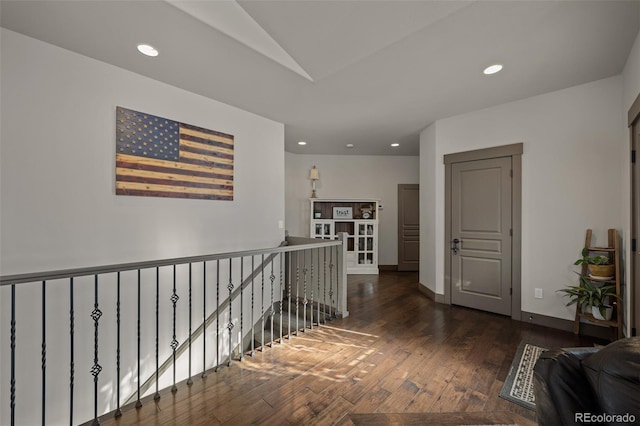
[{"left": 309, "top": 166, "right": 320, "bottom": 180}]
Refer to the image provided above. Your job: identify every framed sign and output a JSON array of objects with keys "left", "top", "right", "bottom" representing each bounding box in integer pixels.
[{"left": 333, "top": 207, "right": 353, "bottom": 219}]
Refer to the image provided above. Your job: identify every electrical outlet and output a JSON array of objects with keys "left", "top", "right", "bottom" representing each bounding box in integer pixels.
[{"left": 535, "top": 288, "right": 543, "bottom": 299}]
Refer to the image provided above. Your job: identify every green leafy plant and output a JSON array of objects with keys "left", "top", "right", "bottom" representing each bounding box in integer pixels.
[
  {"left": 574, "top": 248, "right": 610, "bottom": 265},
  {"left": 557, "top": 275, "right": 619, "bottom": 318}
]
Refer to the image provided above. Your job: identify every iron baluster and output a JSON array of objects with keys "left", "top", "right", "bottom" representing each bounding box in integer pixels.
[
  {"left": 115, "top": 273, "right": 122, "bottom": 417},
  {"left": 317, "top": 248, "right": 321, "bottom": 327},
  {"left": 136, "top": 270, "right": 142, "bottom": 408},
  {"left": 310, "top": 250, "right": 314, "bottom": 330},
  {"left": 11, "top": 285, "right": 16, "bottom": 426},
  {"left": 171, "top": 265, "right": 179, "bottom": 393},
  {"left": 91, "top": 275, "right": 102, "bottom": 426},
  {"left": 295, "top": 251, "right": 300, "bottom": 335},
  {"left": 250, "top": 256, "right": 255, "bottom": 356},
  {"left": 303, "top": 250, "right": 308, "bottom": 332},
  {"left": 215, "top": 260, "right": 220, "bottom": 372},
  {"left": 287, "top": 252, "right": 292, "bottom": 340},
  {"left": 269, "top": 258, "right": 275, "bottom": 347},
  {"left": 239, "top": 257, "right": 244, "bottom": 362},
  {"left": 41, "top": 281, "right": 46, "bottom": 426},
  {"left": 154, "top": 267, "right": 160, "bottom": 401},
  {"left": 69, "top": 278, "right": 75, "bottom": 425},
  {"left": 202, "top": 262, "right": 207, "bottom": 378},
  {"left": 336, "top": 245, "right": 341, "bottom": 318},
  {"left": 261, "top": 254, "right": 265, "bottom": 351},
  {"left": 279, "top": 253, "right": 284, "bottom": 343},
  {"left": 323, "top": 247, "right": 327, "bottom": 323},
  {"left": 329, "top": 247, "right": 334, "bottom": 319},
  {"left": 187, "top": 263, "right": 193, "bottom": 385},
  {"left": 227, "top": 259, "right": 234, "bottom": 366}
]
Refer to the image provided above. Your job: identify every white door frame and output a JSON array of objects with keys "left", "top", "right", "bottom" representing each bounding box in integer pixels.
[{"left": 443, "top": 143, "right": 523, "bottom": 321}]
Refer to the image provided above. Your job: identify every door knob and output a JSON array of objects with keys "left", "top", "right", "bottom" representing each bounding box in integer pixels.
[{"left": 451, "top": 238, "right": 462, "bottom": 254}]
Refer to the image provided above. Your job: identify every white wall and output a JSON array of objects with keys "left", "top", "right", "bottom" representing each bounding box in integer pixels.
[
  {"left": 623, "top": 30, "right": 640, "bottom": 112},
  {"left": 0, "top": 29, "right": 285, "bottom": 425},
  {"left": 0, "top": 29, "right": 285, "bottom": 274},
  {"left": 420, "top": 75, "right": 626, "bottom": 322},
  {"left": 285, "top": 152, "right": 419, "bottom": 266},
  {"left": 419, "top": 123, "right": 437, "bottom": 291},
  {"left": 622, "top": 28, "right": 640, "bottom": 335}
]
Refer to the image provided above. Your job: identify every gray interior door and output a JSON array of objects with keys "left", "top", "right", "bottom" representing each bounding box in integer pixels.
[
  {"left": 398, "top": 184, "right": 419, "bottom": 271},
  {"left": 451, "top": 157, "right": 512, "bottom": 315}
]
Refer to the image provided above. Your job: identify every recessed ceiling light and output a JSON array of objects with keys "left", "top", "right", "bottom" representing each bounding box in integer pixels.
[
  {"left": 483, "top": 64, "right": 503, "bottom": 75},
  {"left": 391, "top": 143, "right": 400, "bottom": 147},
  {"left": 346, "top": 144, "right": 354, "bottom": 148},
  {"left": 137, "top": 44, "right": 159, "bottom": 57},
  {"left": 298, "top": 141, "right": 307, "bottom": 145}
]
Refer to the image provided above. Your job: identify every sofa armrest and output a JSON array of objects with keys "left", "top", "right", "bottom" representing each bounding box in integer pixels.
[{"left": 534, "top": 348, "right": 602, "bottom": 426}]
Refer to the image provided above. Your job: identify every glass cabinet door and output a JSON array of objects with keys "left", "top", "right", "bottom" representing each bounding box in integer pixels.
[
  {"left": 313, "top": 221, "right": 334, "bottom": 239},
  {"left": 356, "top": 222, "right": 376, "bottom": 265}
]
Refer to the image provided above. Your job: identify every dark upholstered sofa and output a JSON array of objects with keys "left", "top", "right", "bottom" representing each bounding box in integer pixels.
[{"left": 533, "top": 337, "right": 640, "bottom": 426}]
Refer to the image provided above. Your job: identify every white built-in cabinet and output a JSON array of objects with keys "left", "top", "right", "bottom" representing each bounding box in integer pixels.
[{"left": 309, "top": 199, "right": 379, "bottom": 274}]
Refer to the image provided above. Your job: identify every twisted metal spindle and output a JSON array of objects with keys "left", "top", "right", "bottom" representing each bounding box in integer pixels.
[
  {"left": 136, "top": 270, "right": 142, "bottom": 409},
  {"left": 227, "top": 259, "right": 234, "bottom": 366},
  {"left": 303, "top": 251, "right": 308, "bottom": 332},
  {"left": 171, "top": 265, "right": 179, "bottom": 393},
  {"left": 279, "top": 253, "right": 284, "bottom": 343},
  {"left": 323, "top": 247, "right": 327, "bottom": 323},
  {"left": 115, "top": 272, "right": 122, "bottom": 417},
  {"left": 41, "top": 281, "right": 46, "bottom": 426},
  {"left": 310, "top": 249, "right": 314, "bottom": 330},
  {"left": 250, "top": 256, "right": 255, "bottom": 356},
  {"left": 69, "top": 278, "right": 75, "bottom": 425},
  {"left": 269, "top": 259, "right": 275, "bottom": 346},
  {"left": 336, "top": 245, "right": 341, "bottom": 318},
  {"left": 91, "top": 275, "right": 102, "bottom": 426},
  {"left": 329, "top": 247, "right": 335, "bottom": 319}
]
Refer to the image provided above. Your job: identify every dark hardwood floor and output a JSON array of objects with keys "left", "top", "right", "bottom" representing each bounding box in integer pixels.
[{"left": 102, "top": 271, "right": 603, "bottom": 425}]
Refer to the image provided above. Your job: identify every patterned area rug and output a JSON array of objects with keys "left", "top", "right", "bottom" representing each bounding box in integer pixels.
[{"left": 499, "top": 341, "right": 546, "bottom": 410}]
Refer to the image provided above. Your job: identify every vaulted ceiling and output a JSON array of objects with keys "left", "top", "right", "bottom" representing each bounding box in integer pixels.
[{"left": 2, "top": 1, "right": 639, "bottom": 155}]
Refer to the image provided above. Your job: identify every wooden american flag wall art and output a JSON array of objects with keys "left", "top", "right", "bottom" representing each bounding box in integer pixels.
[{"left": 115, "top": 106, "right": 234, "bottom": 200}]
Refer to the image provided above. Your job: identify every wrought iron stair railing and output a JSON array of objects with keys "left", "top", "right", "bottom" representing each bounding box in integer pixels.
[{"left": 0, "top": 235, "right": 347, "bottom": 426}]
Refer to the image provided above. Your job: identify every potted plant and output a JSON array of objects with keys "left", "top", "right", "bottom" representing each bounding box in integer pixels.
[
  {"left": 591, "top": 283, "right": 619, "bottom": 321},
  {"left": 574, "top": 249, "right": 615, "bottom": 279},
  {"left": 557, "top": 276, "right": 619, "bottom": 320}
]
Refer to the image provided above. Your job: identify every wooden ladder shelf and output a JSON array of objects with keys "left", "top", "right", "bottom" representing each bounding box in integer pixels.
[{"left": 573, "top": 229, "right": 622, "bottom": 340}]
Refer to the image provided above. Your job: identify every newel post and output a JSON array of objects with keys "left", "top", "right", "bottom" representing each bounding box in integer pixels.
[{"left": 337, "top": 232, "right": 349, "bottom": 318}]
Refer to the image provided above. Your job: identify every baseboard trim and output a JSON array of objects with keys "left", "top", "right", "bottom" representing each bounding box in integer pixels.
[
  {"left": 418, "top": 283, "right": 445, "bottom": 303},
  {"left": 521, "top": 311, "right": 611, "bottom": 341},
  {"left": 415, "top": 289, "right": 612, "bottom": 340},
  {"left": 378, "top": 265, "right": 397, "bottom": 271}
]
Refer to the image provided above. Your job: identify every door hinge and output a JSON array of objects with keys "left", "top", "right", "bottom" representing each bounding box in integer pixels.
[
  {"left": 510, "top": 228, "right": 513, "bottom": 237},
  {"left": 510, "top": 169, "right": 513, "bottom": 177},
  {"left": 633, "top": 150, "right": 636, "bottom": 164},
  {"left": 510, "top": 288, "right": 513, "bottom": 295},
  {"left": 633, "top": 238, "right": 637, "bottom": 252}
]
